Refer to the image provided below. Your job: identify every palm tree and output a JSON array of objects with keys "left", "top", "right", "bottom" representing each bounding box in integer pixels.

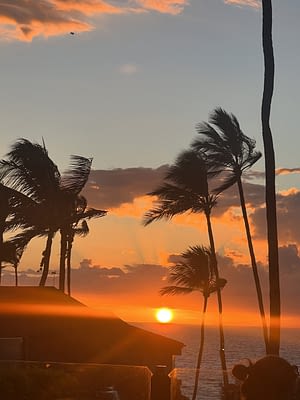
[
  {"left": 161, "top": 245, "right": 227, "bottom": 400},
  {"left": 0, "top": 138, "right": 61, "bottom": 285},
  {"left": 0, "top": 140, "right": 107, "bottom": 293},
  {"left": 57, "top": 155, "right": 107, "bottom": 293},
  {"left": 0, "top": 185, "right": 11, "bottom": 284},
  {"left": 144, "top": 149, "right": 229, "bottom": 387},
  {"left": 0, "top": 182, "right": 38, "bottom": 284},
  {"left": 262, "top": 0, "right": 280, "bottom": 355},
  {"left": 0, "top": 241, "right": 20, "bottom": 285},
  {"left": 192, "top": 107, "right": 268, "bottom": 352},
  {"left": 65, "top": 219, "right": 89, "bottom": 296}
]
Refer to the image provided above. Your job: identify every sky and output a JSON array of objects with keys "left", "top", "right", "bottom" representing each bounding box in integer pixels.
[{"left": 1, "top": 0, "right": 300, "bottom": 329}]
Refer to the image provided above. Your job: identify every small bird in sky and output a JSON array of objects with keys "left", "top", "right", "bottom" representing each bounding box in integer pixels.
[{"left": 70, "top": 32, "right": 75, "bottom": 35}]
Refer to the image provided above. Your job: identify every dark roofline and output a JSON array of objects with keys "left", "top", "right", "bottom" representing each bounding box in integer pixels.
[{"left": 0, "top": 286, "right": 184, "bottom": 351}]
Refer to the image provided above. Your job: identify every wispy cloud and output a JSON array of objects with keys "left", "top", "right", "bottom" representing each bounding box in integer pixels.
[
  {"left": 276, "top": 167, "right": 300, "bottom": 176},
  {"left": 0, "top": 0, "right": 189, "bottom": 41},
  {"left": 119, "top": 63, "right": 139, "bottom": 75},
  {"left": 224, "top": 0, "right": 261, "bottom": 9},
  {"left": 136, "top": 0, "right": 188, "bottom": 15}
]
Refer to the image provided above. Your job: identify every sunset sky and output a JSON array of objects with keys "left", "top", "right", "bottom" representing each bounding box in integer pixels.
[{"left": 1, "top": 0, "right": 300, "bottom": 328}]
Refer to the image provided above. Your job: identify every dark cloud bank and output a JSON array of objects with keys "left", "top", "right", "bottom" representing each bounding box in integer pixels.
[{"left": 83, "top": 165, "right": 300, "bottom": 245}]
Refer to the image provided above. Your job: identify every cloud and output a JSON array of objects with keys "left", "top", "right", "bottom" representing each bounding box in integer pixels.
[
  {"left": 136, "top": 0, "right": 188, "bottom": 15},
  {"left": 224, "top": 0, "right": 261, "bottom": 9},
  {"left": 276, "top": 168, "right": 300, "bottom": 176},
  {"left": 0, "top": 0, "right": 188, "bottom": 41},
  {"left": 119, "top": 63, "right": 139, "bottom": 75},
  {"left": 0, "top": 0, "right": 123, "bottom": 41},
  {"left": 213, "top": 180, "right": 265, "bottom": 217},
  {"left": 83, "top": 165, "right": 168, "bottom": 209},
  {"left": 251, "top": 189, "right": 300, "bottom": 244},
  {"left": 82, "top": 165, "right": 300, "bottom": 259},
  {"left": 83, "top": 165, "right": 267, "bottom": 215}
]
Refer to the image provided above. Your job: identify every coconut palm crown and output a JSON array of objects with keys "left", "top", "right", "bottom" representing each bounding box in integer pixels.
[
  {"left": 192, "top": 107, "right": 262, "bottom": 193},
  {"left": 160, "top": 245, "right": 226, "bottom": 297},
  {"left": 143, "top": 149, "right": 218, "bottom": 226}
]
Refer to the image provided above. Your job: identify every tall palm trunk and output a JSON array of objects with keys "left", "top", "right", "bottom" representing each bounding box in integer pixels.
[
  {"left": 204, "top": 208, "right": 229, "bottom": 387},
  {"left": 66, "top": 233, "right": 74, "bottom": 296},
  {"left": 192, "top": 294, "right": 208, "bottom": 400},
  {"left": 0, "top": 194, "right": 9, "bottom": 285},
  {"left": 237, "top": 177, "right": 269, "bottom": 351},
  {"left": 59, "top": 229, "right": 67, "bottom": 292},
  {"left": 14, "top": 265, "right": 18, "bottom": 286},
  {"left": 0, "top": 229, "right": 3, "bottom": 285},
  {"left": 262, "top": 0, "right": 280, "bottom": 355},
  {"left": 39, "top": 232, "right": 54, "bottom": 286}
]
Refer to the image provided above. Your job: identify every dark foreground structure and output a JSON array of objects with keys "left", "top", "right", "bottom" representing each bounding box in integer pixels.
[{"left": 0, "top": 286, "right": 183, "bottom": 400}]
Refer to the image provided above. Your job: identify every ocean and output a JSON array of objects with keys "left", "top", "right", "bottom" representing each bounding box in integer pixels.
[{"left": 133, "top": 323, "right": 300, "bottom": 399}]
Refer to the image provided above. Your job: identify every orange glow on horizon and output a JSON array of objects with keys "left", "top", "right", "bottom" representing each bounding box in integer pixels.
[{"left": 155, "top": 307, "right": 173, "bottom": 323}]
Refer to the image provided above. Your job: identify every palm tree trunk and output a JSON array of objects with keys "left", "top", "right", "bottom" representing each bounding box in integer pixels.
[
  {"left": 262, "top": 0, "right": 280, "bottom": 355},
  {"left": 205, "top": 210, "right": 229, "bottom": 387},
  {"left": 237, "top": 177, "right": 269, "bottom": 351},
  {"left": 0, "top": 193, "right": 9, "bottom": 286},
  {"left": 192, "top": 295, "right": 208, "bottom": 400},
  {"left": 59, "top": 230, "right": 67, "bottom": 292},
  {"left": 66, "top": 235, "right": 73, "bottom": 296},
  {"left": 0, "top": 223, "right": 4, "bottom": 286},
  {"left": 14, "top": 266, "right": 18, "bottom": 286},
  {"left": 39, "top": 232, "right": 54, "bottom": 286}
]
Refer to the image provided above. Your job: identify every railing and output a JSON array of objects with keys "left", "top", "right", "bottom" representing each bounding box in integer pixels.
[{"left": 0, "top": 360, "right": 152, "bottom": 400}]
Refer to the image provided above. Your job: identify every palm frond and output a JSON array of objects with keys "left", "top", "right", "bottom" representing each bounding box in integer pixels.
[
  {"left": 213, "top": 173, "right": 238, "bottom": 194},
  {"left": 8, "top": 227, "right": 48, "bottom": 252},
  {"left": 0, "top": 160, "right": 42, "bottom": 201},
  {"left": 74, "top": 220, "right": 89, "bottom": 237},
  {"left": 167, "top": 150, "right": 210, "bottom": 196},
  {"left": 209, "top": 278, "right": 227, "bottom": 294},
  {"left": 2, "top": 138, "right": 60, "bottom": 201},
  {"left": 143, "top": 185, "right": 204, "bottom": 226},
  {"left": 61, "top": 155, "right": 93, "bottom": 195},
  {"left": 160, "top": 286, "right": 194, "bottom": 296}
]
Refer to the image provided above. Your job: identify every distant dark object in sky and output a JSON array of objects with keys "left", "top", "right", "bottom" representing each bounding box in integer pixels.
[{"left": 70, "top": 32, "right": 75, "bottom": 35}]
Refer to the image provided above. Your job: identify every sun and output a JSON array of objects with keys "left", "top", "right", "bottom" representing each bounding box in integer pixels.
[{"left": 155, "top": 308, "right": 173, "bottom": 324}]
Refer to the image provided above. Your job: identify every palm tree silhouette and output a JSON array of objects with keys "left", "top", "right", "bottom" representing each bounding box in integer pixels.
[
  {"left": 262, "top": 0, "right": 280, "bottom": 355},
  {"left": 161, "top": 245, "right": 227, "bottom": 400},
  {"left": 0, "top": 180, "right": 38, "bottom": 284},
  {"left": 144, "top": 149, "right": 229, "bottom": 387},
  {"left": 57, "top": 155, "right": 107, "bottom": 293},
  {"left": 0, "top": 241, "right": 23, "bottom": 286},
  {"left": 0, "top": 138, "right": 61, "bottom": 286},
  {"left": 0, "top": 140, "right": 107, "bottom": 293},
  {"left": 192, "top": 107, "right": 268, "bottom": 351}
]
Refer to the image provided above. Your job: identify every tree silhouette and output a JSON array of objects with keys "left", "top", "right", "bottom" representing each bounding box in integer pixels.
[
  {"left": 161, "top": 245, "right": 227, "bottom": 400},
  {"left": 0, "top": 241, "right": 21, "bottom": 286},
  {"left": 0, "top": 180, "right": 38, "bottom": 285},
  {"left": 0, "top": 138, "right": 61, "bottom": 286},
  {"left": 261, "top": 0, "right": 280, "bottom": 356},
  {"left": 0, "top": 139, "right": 107, "bottom": 293},
  {"left": 192, "top": 107, "right": 268, "bottom": 351},
  {"left": 144, "top": 149, "right": 229, "bottom": 387},
  {"left": 57, "top": 155, "right": 107, "bottom": 293}
]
